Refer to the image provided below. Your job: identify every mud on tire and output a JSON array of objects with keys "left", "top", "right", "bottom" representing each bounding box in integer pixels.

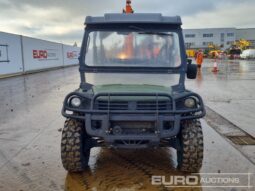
[
  {"left": 61, "top": 118, "right": 90, "bottom": 172},
  {"left": 177, "top": 120, "right": 203, "bottom": 173}
]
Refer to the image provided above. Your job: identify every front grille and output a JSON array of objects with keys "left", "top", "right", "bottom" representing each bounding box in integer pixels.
[
  {"left": 95, "top": 100, "right": 172, "bottom": 111},
  {"left": 137, "top": 101, "right": 172, "bottom": 110},
  {"left": 95, "top": 100, "right": 129, "bottom": 110}
]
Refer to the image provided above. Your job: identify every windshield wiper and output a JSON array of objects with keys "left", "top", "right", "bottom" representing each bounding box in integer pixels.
[
  {"left": 138, "top": 32, "right": 173, "bottom": 36},
  {"left": 128, "top": 26, "right": 173, "bottom": 36},
  {"left": 128, "top": 25, "right": 145, "bottom": 31}
]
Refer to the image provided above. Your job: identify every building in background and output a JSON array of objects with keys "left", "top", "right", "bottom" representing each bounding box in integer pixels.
[
  {"left": 183, "top": 28, "right": 255, "bottom": 50},
  {"left": 236, "top": 28, "right": 255, "bottom": 47}
]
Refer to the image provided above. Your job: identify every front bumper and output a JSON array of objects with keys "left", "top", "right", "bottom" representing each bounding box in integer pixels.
[{"left": 62, "top": 92, "right": 206, "bottom": 148}]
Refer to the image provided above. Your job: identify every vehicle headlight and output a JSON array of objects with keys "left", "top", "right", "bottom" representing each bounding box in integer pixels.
[
  {"left": 184, "top": 98, "right": 196, "bottom": 108},
  {"left": 71, "top": 97, "right": 81, "bottom": 107}
]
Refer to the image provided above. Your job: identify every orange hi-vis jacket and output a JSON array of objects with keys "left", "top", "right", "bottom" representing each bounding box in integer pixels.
[
  {"left": 196, "top": 52, "right": 204, "bottom": 65},
  {"left": 126, "top": 5, "right": 133, "bottom": 13}
]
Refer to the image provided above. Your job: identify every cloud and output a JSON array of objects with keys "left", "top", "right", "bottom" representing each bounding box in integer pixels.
[
  {"left": 0, "top": 0, "right": 255, "bottom": 45},
  {"left": 182, "top": 2, "right": 255, "bottom": 28},
  {"left": 0, "top": 3, "right": 84, "bottom": 45}
]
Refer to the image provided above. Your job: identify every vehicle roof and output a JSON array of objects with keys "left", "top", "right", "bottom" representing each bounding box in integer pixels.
[{"left": 85, "top": 13, "right": 182, "bottom": 25}]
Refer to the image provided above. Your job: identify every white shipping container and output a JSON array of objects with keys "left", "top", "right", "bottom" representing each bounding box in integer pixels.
[
  {"left": 22, "top": 36, "right": 64, "bottom": 72},
  {"left": 0, "top": 32, "right": 23, "bottom": 75},
  {"left": 63, "top": 45, "right": 80, "bottom": 66}
]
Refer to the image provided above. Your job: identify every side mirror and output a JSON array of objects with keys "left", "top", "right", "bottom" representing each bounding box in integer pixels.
[{"left": 187, "top": 59, "right": 197, "bottom": 79}]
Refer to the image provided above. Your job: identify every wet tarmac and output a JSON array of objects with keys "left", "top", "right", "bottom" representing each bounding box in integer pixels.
[{"left": 0, "top": 59, "right": 255, "bottom": 191}]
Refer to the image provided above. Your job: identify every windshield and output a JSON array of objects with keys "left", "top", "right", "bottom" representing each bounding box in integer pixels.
[{"left": 85, "top": 31, "right": 181, "bottom": 68}]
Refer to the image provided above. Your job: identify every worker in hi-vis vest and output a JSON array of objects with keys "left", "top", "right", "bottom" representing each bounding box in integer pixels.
[
  {"left": 196, "top": 50, "right": 204, "bottom": 69},
  {"left": 123, "top": 0, "right": 134, "bottom": 13}
]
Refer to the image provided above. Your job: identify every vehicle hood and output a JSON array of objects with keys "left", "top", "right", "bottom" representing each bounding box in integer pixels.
[{"left": 93, "top": 84, "right": 172, "bottom": 95}]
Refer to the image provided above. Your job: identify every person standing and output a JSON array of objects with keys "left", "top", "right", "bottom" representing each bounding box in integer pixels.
[{"left": 196, "top": 49, "right": 204, "bottom": 69}]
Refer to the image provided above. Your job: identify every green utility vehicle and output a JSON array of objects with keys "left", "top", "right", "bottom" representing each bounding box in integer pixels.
[{"left": 61, "top": 13, "right": 206, "bottom": 173}]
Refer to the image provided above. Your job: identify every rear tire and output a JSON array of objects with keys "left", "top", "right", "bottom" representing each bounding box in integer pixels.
[
  {"left": 61, "top": 118, "right": 90, "bottom": 172},
  {"left": 177, "top": 120, "right": 203, "bottom": 173}
]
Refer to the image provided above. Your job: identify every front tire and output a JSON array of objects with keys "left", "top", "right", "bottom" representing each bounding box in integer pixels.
[
  {"left": 177, "top": 120, "right": 204, "bottom": 173},
  {"left": 61, "top": 118, "right": 90, "bottom": 172}
]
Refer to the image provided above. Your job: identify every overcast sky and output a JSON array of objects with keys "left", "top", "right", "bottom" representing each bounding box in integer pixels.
[{"left": 0, "top": 0, "right": 254, "bottom": 45}]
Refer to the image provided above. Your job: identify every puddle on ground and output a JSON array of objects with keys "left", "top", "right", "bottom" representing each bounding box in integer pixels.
[{"left": 65, "top": 148, "right": 202, "bottom": 191}]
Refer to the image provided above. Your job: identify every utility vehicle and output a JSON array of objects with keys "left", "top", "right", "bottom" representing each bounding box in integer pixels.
[{"left": 61, "top": 13, "right": 206, "bottom": 173}]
